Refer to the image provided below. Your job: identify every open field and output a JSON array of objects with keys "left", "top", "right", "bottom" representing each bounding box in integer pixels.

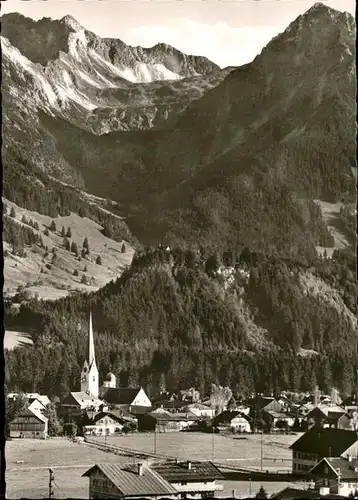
[
  {"left": 5, "top": 434, "right": 304, "bottom": 499},
  {"left": 3, "top": 197, "right": 134, "bottom": 300},
  {"left": 90, "top": 431, "right": 299, "bottom": 470},
  {"left": 4, "top": 330, "right": 33, "bottom": 350}
]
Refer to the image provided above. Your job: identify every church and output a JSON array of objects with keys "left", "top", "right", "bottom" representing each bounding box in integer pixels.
[{"left": 60, "top": 313, "right": 151, "bottom": 416}]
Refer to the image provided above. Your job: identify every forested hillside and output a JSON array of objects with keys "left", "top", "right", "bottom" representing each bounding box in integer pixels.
[{"left": 5, "top": 246, "right": 356, "bottom": 399}]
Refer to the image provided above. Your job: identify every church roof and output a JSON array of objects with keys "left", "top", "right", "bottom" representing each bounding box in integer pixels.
[
  {"left": 63, "top": 392, "right": 103, "bottom": 407},
  {"left": 102, "top": 387, "right": 143, "bottom": 405}
]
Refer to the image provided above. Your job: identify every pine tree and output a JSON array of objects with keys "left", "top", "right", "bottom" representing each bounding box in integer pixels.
[
  {"left": 50, "top": 220, "right": 56, "bottom": 232},
  {"left": 121, "top": 243, "right": 126, "bottom": 253},
  {"left": 96, "top": 255, "right": 102, "bottom": 265},
  {"left": 10, "top": 207, "right": 16, "bottom": 218},
  {"left": 81, "top": 248, "right": 86, "bottom": 259},
  {"left": 44, "top": 228, "right": 50, "bottom": 236},
  {"left": 83, "top": 237, "right": 89, "bottom": 250},
  {"left": 34, "top": 221, "right": 40, "bottom": 231},
  {"left": 63, "top": 238, "right": 71, "bottom": 251},
  {"left": 66, "top": 227, "right": 72, "bottom": 238},
  {"left": 21, "top": 215, "right": 28, "bottom": 224},
  {"left": 61, "top": 226, "right": 65, "bottom": 237},
  {"left": 73, "top": 269, "right": 79, "bottom": 276},
  {"left": 70, "top": 241, "right": 78, "bottom": 255}
]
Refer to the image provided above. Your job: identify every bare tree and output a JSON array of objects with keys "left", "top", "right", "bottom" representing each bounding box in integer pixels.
[{"left": 210, "top": 384, "right": 232, "bottom": 415}]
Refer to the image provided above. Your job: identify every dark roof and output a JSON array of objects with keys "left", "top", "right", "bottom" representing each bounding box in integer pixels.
[
  {"left": 151, "top": 460, "right": 223, "bottom": 482},
  {"left": 144, "top": 411, "right": 198, "bottom": 422},
  {"left": 342, "top": 395, "right": 358, "bottom": 406},
  {"left": 311, "top": 457, "right": 358, "bottom": 481},
  {"left": 129, "top": 405, "right": 153, "bottom": 415},
  {"left": 213, "top": 411, "right": 250, "bottom": 424},
  {"left": 108, "top": 408, "right": 136, "bottom": 420},
  {"left": 243, "top": 396, "right": 279, "bottom": 410},
  {"left": 102, "top": 387, "right": 142, "bottom": 405},
  {"left": 271, "top": 487, "right": 347, "bottom": 500},
  {"left": 153, "top": 400, "right": 189, "bottom": 410},
  {"left": 290, "top": 427, "right": 358, "bottom": 455},
  {"left": 82, "top": 463, "right": 177, "bottom": 497},
  {"left": 92, "top": 412, "right": 132, "bottom": 424},
  {"left": 271, "top": 487, "right": 321, "bottom": 499}
]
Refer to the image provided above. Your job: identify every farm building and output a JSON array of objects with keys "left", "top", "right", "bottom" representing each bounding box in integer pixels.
[
  {"left": 84, "top": 411, "right": 136, "bottom": 436},
  {"left": 82, "top": 462, "right": 179, "bottom": 499},
  {"left": 60, "top": 391, "right": 106, "bottom": 418},
  {"left": 83, "top": 461, "right": 224, "bottom": 500},
  {"left": 213, "top": 411, "right": 252, "bottom": 433},
  {"left": 151, "top": 460, "right": 224, "bottom": 499},
  {"left": 184, "top": 403, "right": 215, "bottom": 419},
  {"left": 290, "top": 427, "right": 358, "bottom": 475},
  {"left": 9, "top": 407, "right": 48, "bottom": 439},
  {"left": 138, "top": 409, "right": 198, "bottom": 432},
  {"left": 305, "top": 406, "right": 347, "bottom": 429},
  {"left": 262, "top": 410, "right": 296, "bottom": 429},
  {"left": 310, "top": 456, "right": 358, "bottom": 497}
]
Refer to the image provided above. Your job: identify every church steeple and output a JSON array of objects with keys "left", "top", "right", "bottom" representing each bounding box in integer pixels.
[
  {"left": 88, "top": 310, "right": 95, "bottom": 368},
  {"left": 80, "top": 311, "right": 99, "bottom": 398}
]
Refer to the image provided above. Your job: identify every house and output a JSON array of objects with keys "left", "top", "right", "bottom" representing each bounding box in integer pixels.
[
  {"left": 262, "top": 410, "right": 296, "bottom": 430},
  {"left": 9, "top": 407, "right": 48, "bottom": 439},
  {"left": 213, "top": 411, "right": 252, "bottom": 433},
  {"left": 290, "top": 427, "right": 358, "bottom": 475},
  {"left": 60, "top": 391, "right": 106, "bottom": 419},
  {"left": 342, "top": 395, "right": 358, "bottom": 412},
  {"left": 244, "top": 395, "right": 285, "bottom": 416},
  {"left": 306, "top": 405, "right": 347, "bottom": 429},
  {"left": 83, "top": 412, "right": 134, "bottom": 436},
  {"left": 183, "top": 403, "right": 215, "bottom": 419},
  {"left": 138, "top": 410, "right": 198, "bottom": 432},
  {"left": 7, "top": 392, "right": 50, "bottom": 407},
  {"left": 272, "top": 486, "right": 347, "bottom": 499},
  {"left": 28, "top": 398, "right": 47, "bottom": 414},
  {"left": 151, "top": 460, "right": 224, "bottom": 498},
  {"left": 153, "top": 399, "right": 189, "bottom": 413},
  {"left": 101, "top": 387, "right": 151, "bottom": 413},
  {"left": 82, "top": 462, "right": 179, "bottom": 499},
  {"left": 310, "top": 456, "right": 358, "bottom": 497}
]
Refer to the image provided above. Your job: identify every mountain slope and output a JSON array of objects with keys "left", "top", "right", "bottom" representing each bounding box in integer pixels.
[{"left": 4, "top": 247, "right": 356, "bottom": 397}]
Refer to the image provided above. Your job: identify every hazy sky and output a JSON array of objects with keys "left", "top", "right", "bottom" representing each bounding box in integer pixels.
[{"left": 1, "top": 0, "right": 355, "bottom": 68}]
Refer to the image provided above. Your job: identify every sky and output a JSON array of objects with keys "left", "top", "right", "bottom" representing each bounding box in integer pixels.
[{"left": 1, "top": 0, "right": 355, "bottom": 68}]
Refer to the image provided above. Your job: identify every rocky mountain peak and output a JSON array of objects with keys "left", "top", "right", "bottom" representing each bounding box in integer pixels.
[{"left": 60, "top": 14, "right": 83, "bottom": 31}]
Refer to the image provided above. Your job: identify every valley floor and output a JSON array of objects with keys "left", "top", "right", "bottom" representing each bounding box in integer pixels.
[{"left": 5, "top": 433, "right": 306, "bottom": 499}]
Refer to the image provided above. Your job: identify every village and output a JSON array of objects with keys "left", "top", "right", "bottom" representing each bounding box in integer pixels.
[{"left": 5, "top": 315, "right": 358, "bottom": 499}]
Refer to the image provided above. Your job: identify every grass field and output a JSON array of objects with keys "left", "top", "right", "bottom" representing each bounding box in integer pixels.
[{"left": 5, "top": 434, "right": 303, "bottom": 499}]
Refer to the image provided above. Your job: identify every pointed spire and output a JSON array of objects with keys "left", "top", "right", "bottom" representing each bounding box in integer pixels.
[{"left": 88, "top": 310, "right": 95, "bottom": 367}]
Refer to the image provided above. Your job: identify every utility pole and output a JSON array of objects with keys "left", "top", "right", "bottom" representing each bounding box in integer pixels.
[
  {"left": 154, "top": 428, "right": 157, "bottom": 455},
  {"left": 212, "top": 425, "right": 215, "bottom": 463},
  {"left": 48, "top": 468, "right": 54, "bottom": 499},
  {"left": 260, "top": 430, "right": 263, "bottom": 471},
  {"left": 337, "top": 467, "right": 341, "bottom": 493},
  {"left": 249, "top": 478, "right": 252, "bottom": 497}
]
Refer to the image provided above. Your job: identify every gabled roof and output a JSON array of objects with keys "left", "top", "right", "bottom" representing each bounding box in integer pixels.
[
  {"left": 290, "top": 427, "right": 358, "bottom": 455},
  {"left": 184, "top": 403, "right": 213, "bottom": 410},
  {"left": 62, "top": 392, "right": 103, "bottom": 407},
  {"left": 11, "top": 407, "right": 48, "bottom": 424},
  {"left": 102, "top": 387, "right": 143, "bottom": 405},
  {"left": 310, "top": 457, "right": 358, "bottom": 481},
  {"left": 213, "top": 411, "right": 251, "bottom": 424},
  {"left": 151, "top": 460, "right": 223, "bottom": 482},
  {"left": 271, "top": 487, "right": 347, "bottom": 500},
  {"left": 82, "top": 463, "right": 178, "bottom": 496},
  {"left": 264, "top": 410, "right": 296, "bottom": 419},
  {"left": 145, "top": 410, "right": 198, "bottom": 422}
]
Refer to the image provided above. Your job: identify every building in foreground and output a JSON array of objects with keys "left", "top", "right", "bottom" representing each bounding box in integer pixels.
[
  {"left": 289, "top": 427, "right": 358, "bottom": 474},
  {"left": 310, "top": 456, "right": 358, "bottom": 497},
  {"left": 83, "top": 460, "right": 224, "bottom": 499},
  {"left": 151, "top": 460, "right": 224, "bottom": 498},
  {"left": 9, "top": 407, "right": 48, "bottom": 439},
  {"left": 82, "top": 462, "right": 179, "bottom": 499}
]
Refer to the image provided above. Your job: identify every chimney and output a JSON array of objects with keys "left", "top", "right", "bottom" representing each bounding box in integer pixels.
[
  {"left": 348, "top": 456, "right": 352, "bottom": 462},
  {"left": 138, "top": 463, "right": 144, "bottom": 476},
  {"left": 187, "top": 461, "right": 192, "bottom": 470}
]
